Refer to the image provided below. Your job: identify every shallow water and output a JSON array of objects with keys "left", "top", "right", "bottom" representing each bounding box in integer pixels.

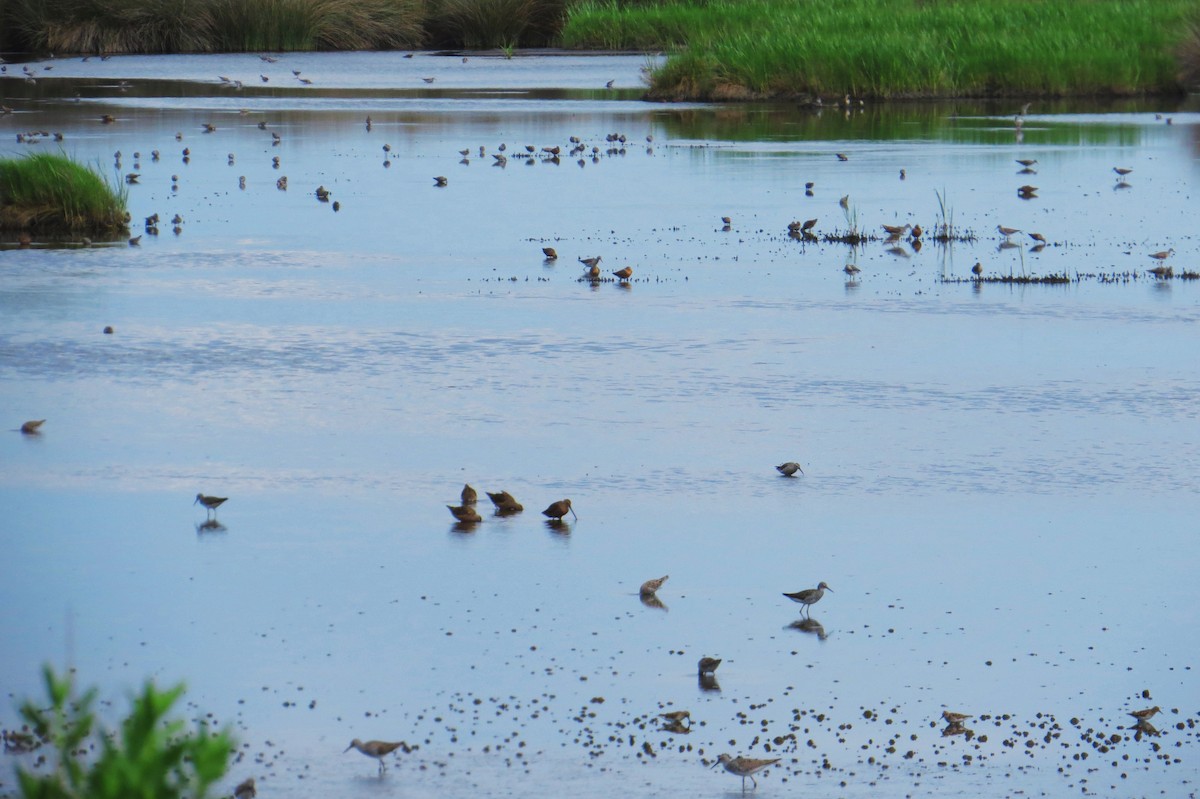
[{"left": 1, "top": 53, "right": 1199, "bottom": 798}]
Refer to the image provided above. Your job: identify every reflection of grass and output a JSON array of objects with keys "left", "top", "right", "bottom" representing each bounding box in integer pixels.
[
  {"left": 0, "top": 153, "right": 128, "bottom": 235},
  {"left": 425, "top": 0, "right": 566, "bottom": 50},
  {"left": 564, "top": 0, "right": 1194, "bottom": 100}
]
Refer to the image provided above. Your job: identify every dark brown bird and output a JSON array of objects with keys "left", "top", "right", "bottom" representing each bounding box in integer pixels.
[
  {"left": 579, "top": 256, "right": 601, "bottom": 269},
  {"left": 233, "top": 777, "right": 256, "bottom": 799},
  {"left": 447, "top": 504, "right": 482, "bottom": 524},
  {"left": 20, "top": 419, "right": 45, "bottom": 434},
  {"left": 542, "top": 247, "right": 558, "bottom": 260},
  {"left": 1028, "top": 232, "right": 1046, "bottom": 244},
  {"left": 776, "top": 461, "right": 803, "bottom": 476},
  {"left": 461, "top": 484, "right": 477, "bottom": 504},
  {"left": 194, "top": 494, "right": 228, "bottom": 519},
  {"left": 344, "top": 739, "right": 405, "bottom": 773},
  {"left": 639, "top": 575, "right": 668, "bottom": 596},
  {"left": 941, "top": 710, "right": 972, "bottom": 725},
  {"left": 1128, "top": 706, "right": 1161, "bottom": 720},
  {"left": 486, "top": 491, "right": 523, "bottom": 513},
  {"left": 697, "top": 657, "right": 721, "bottom": 675},
  {"left": 612, "top": 266, "right": 633, "bottom": 281},
  {"left": 1015, "top": 158, "right": 1038, "bottom": 168},
  {"left": 433, "top": 176, "right": 447, "bottom": 186},
  {"left": 835, "top": 153, "right": 848, "bottom": 161},
  {"left": 971, "top": 262, "right": 983, "bottom": 276},
  {"left": 542, "top": 498, "right": 577, "bottom": 521}
]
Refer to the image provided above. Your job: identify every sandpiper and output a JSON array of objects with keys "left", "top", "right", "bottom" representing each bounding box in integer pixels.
[
  {"left": 639, "top": 575, "right": 668, "bottom": 596},
  {"left": 941, "top": 710, "right": 972, "bottom": 725},
  {"left": 835, "top": 152, "right": 849, "bottom": 161},
  {"left": 612, "top": 266, "right": 633, "bottom": 282},
  {"left": 1027, "top": 232, "right": 1046, "bottom": 245},
  {"left": 542, "top": 499, "right": 577, "bottom": 521},
  {"left": 446, "top": 504, "right": 482, "bottom": 524},
  {"left": 997, "top": 225, "right": 1020, "bottom": 238},
  {"left": 1017, "top": 184, "right": 1038, "bottom": 198},
  {"left": 659, "top": 710, "right": 691, "bottom": 726},
  {"left": 783, "top": 582, "right": 831, "bottom": 616},
  {"left": 801, "top": 218, "right": 817, "bottom": 233},
  {"left": 972, "top": 262, "right": 983, "bottom": 276},
  {"left": 697, "top": 657, "right": 721, "bottom": 676},
  {"left": 1015, "top": 158, "right": 1038, "bottom": 168},
  {"left": 584, "top": 263, "right": 601, "bottom": 279},
  {"left": 344, "top": 739, "right": 405, "bottom": 773},
  {"left": 233, "top": 776, "right": 256, "bottom": 799},
  {"left": 881, "top": 223, "right": 910, "bottom": 237},
  {"left": 1113, "top": 166, "right": 1133, "bottom": 179},
  {"left": 20, "top": 419, "right": 45, "bottom": 435},
  {"left": 712, "top": 754, "right": 781, "bottom": 790},
  {"left": 433, "top": 176, "right": 447, "bottom": 186},
  {"left": 1128, "top": 706, "right": 1161, "bottom": 720},
  {"left": 776, "top": 462, "right": 803, "bottom": 477},
  {"left": 1148, "top": 265, "right": 1173, "bottom": 279},
  {"left": 1148, "top": 248, "right": 1175, "bottom": 261},
  {"left": 579, "top": 256, "right": 602, "bottom": 269},
  {"left": 843, "top": 264, "right": 861, "bottom": 276},
  {"left": 461, "top": 484, "right": 477, "bottom": 505},
  {"left": 486, "top": 490, "right": 523, "bottom": 513},
  {"left": 194, "top": 494, "right": 228, "bottom": 519},
  {"left": 542, "top": 247, "right": 558, "bottom": 260}
]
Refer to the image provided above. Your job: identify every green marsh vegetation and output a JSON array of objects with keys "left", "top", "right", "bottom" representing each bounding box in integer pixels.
[
  {"left": 562, "top": 0, "right": 1200, "bottom": 100},
  {"left": 13, "top": 665, "right": 234, "bottom": 799},
  {"left": 0, "top": 0, "right": 564, "bottom": 53},
  {"left": 0, "top": 153, "right": 129, "bottom": 236}
]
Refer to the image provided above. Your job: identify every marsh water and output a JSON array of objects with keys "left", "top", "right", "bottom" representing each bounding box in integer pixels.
[{"left": 2, "top": 52, "right": 1199, "bottom": 798}]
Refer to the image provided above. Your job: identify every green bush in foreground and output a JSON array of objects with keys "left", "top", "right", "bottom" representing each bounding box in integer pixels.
[
  {"left": 14, "top": 665, "right": 233, "bottom": 799},
  {"left": 563, "top": 0, "right": 1197, "bottom": 99},
  {"left": 0, "top": 153, "right": 128, "bottom": 235}
]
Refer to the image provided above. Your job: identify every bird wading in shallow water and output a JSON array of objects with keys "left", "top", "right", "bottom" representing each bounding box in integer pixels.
[
  {"left": 783, "top": 581, "right": 831, "bottom": 616},
  {"left": 776, "top": 462, "right": 803, "bottom": 476},
  {"left": 542, "top": 499, "right": 577, "bottom": 521},
  {"left": 194, "top": 493, "right": 228, "bottom": 519},
  {"left": 712, "top": 754, "right": 780, "bottom": 790},
  {"left": 343, "top": 739, "right": 405, "bottom": 773}
]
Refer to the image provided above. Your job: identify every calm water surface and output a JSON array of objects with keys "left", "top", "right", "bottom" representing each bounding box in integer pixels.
[{"left": 1, "top": 53, "right": 1198, "bottom": 798}]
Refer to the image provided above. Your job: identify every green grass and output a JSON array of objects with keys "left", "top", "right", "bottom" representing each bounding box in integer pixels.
[
  {"left": 0, "top": 0, "right": 564, "bottom": 53},
  {"left": 563, "top": 0, "right": 1197, "bottom": 99},
  {"left": 0, "top": 152, "right": 129, "bottom": 235}
]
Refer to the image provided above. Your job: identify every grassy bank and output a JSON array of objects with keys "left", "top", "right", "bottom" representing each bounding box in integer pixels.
[
  {"left": 0, "top": 153, "right": 128, "bottom": 235},
  {"left": 0, "top": 0, "right": 566, "bottom": 53},
  {"left": 562, "top": 0, "right": 1199, "bottom": 100}
]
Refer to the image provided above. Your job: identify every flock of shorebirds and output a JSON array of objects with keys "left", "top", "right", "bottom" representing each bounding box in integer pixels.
[{"left": 446, "top": 483, "right": 577, "bottom": 526}]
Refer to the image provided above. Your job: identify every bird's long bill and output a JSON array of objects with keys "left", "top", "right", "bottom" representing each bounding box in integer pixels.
[
  {"left": 826, "top": 586, "right": 833, "bottom": 592},
  {"left": 193, "top": 496, "right": 200, "bottom": 505},
  {"left": 710, "top": 760, "right": 721, "bottom": 770},
  {"left": 342, "top": 744, "right": 353, "bottom": 753},
  {"left": 569, "top": 504, "right": 579, "bottom": 520}
]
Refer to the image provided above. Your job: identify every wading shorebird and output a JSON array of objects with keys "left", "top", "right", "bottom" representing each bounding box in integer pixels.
[
  {"left": 801, "top": 218, "right": 818, "bottom": 233},
  {"left": 776, "top": 462, "right": 803, "bottom": 477},
  {"left": 697, "top": 657, "right": 721, "bottom": 676},
  {"left": 1148, "top": 265, "right": 1173, "bottom": 279},
  {"left": 612, "top": 266, "right": 633, "bottom": 282},
  {"left": 461, "top": 484, "right": 477, "bottom": 505},
  {"left": 486, "top": 491, "right": 523, "bottom": 514},
  {"left": 639, "top": 575, "right": 668, "bottom": 597},
  {"left": 941, "top": 710, "right": 972, "bottom": 725},
  {"left": 659, "top": 710, "right": 691, "bottom": 725},
  {"left": 1129, "top": 706, "right": 1161, "bottom": 720},
  {"left": 20, "top": 419, "right": 45, "bottom": 435},
  {"left": 1148, "top": 249, "right": 1175, "bottom": 261},
  {"left": 843, "top": 264, "right": 861, "bottom": 276},
  {"left": 997, "top": 225, "right": 1020, "bottom": 239},
  {"left": 783, "top": 581, "right": 831, "bottom": 616},
  {"left": 1015, "top": 158, "right": 1038, "bottom": 168},
  {"left": 1028, "top": 232, "right": 1046, "bottom": 245},
  {"left": 447, "top": 504, "right": 482, "bottom": 524},
  {"left": 579, "top": 256, "right": 602, "bottom": 269},
  {"left": 1017, "top": 185, "right": 1038, "bottom": 198},
  {"left": 542, "top": 247, "right": 557, "bottom": 260},
  {"left": 1113, "top": 166, "right": 1133, "bottom": 179},
  {"left": 233, "top": 777, "right": 256, "bottom": 799},
  {"left": 542, "top": 499, "right": 577, "bottom": 521},
  {"left": 433, "top": 176, "right": 447, "bottom": 186},
  {"left": 344, "top": 739, "right": 405, "bottom": 773},
  {"left": 712, "top": 754, "right": 781, "bottom": 790},
  {"left": 972, "top": 262, "right": 984, "bottom": 276},
  {"left": 881, "top": 223, "right": 910, "bottom": 237},
  {"left": 194, "top": 494, "right": 228, "bottom": 519}
]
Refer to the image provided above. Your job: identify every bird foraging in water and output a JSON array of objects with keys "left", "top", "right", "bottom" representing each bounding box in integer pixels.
[
  {"left": 881, "top": 223, "right": 910, "bottom": 237},
  {"left": 1017, "top": 184, "right": 1038, "bottom": 198},
  {"left": 1148, "top": 248, "right": 1175, "bottom": 261},
  {"left": 972, "top": 262, "right": 984, "bottom": 276},
  {"left": 542, "top": 247, "right": 557, "bottom": 260},
  {"left": 433, "top": 176, "right": 447, "bottom": 186},
  {"left": 639, "top": 575, "right": 668, "bottom": 596},
  {"left": 697, "top": 657, "right": 721, "bottom": 676},
  {"left": 659, "top": 709, "right": 691, "bottom": 726},
  {"left": 233, "top": 777, "right": 256, "bottom": 799},
  {"left": 1028, "top": 232, "right": 1046, "bottom": 244},
  {"left": 997, "top": 225, "right": 1020, "bottom": 238},
  {"left": 1015, "top": 158, "right": 1038, "bottom": 168},
  {"left": 579, "top": 255, "right": 602, "bottom": 269},
  {"left": 447, "top": 504, "right": 482, "bottom": 524},
  {"left": 1113, "top": 166, "right": 1133, "bottom": 179},
  {"left": 20, "top": 419, "right": 45, "bottom": 435},
  {"left": 194, "top": 494, "right": 228, "bottom": 519},
  {"left": 612, "top": 266, "right": 633, "bottom": 282},
  {"left": 776, "top": 462, "right": 803, "bottom": 476},
  {"left": 486, "top": 490, "right": 523, "bottom": 514},
  {"left": 461, "top": 484, "right": 477, "bottom": 504},
  {"left": 344, "top": 739, "right": 405, "bottom": 773},
  {"left": 783, "top": 581, "right": 831, "bottom": 616},
  {"left": 542, "top": 499, "right": 577, "bottom": 521},
  {"left": 1128, "top": 706, "right": 1161, "bottom": 720},
  {"left": 843, "top": 264, "right": 861, "bottom": 276},
  {"left": 941, "top": 710, "right": 972, "bottom": 725},
  {"left": 712, "top": 754, "right": 780, "bottom": 790}
]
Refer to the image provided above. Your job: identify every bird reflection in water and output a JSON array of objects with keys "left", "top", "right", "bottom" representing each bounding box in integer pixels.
[
  {"left": 639, "top": 593, "right": 667, "bottom": 611},
  {"left": 195, "top": 519, "right": 227, "bottom": 534},
  {"left": 786, "top": 616, "right": 828, "bottom": 640}
]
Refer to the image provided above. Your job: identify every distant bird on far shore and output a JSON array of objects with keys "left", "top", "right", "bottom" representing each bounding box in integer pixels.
[{"left": 776, "top": 462, "right": 803, "bottom": 476}]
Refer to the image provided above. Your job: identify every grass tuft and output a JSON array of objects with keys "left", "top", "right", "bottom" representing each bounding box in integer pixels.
[{"left": 0, "top": 153, "right": 129, "bottom": 235}]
